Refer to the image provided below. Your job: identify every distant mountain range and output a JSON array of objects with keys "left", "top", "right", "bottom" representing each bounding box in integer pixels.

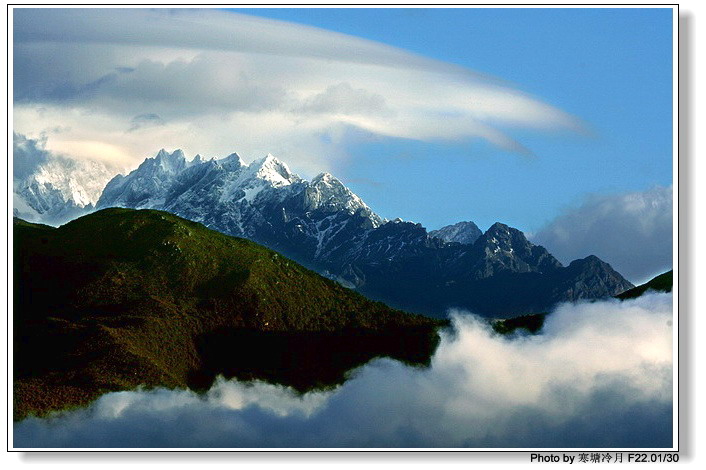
[
  {"left": 15, "top": 148, "right": 635, "bottom": 317},
  {"left": 14, "top": 210, "right": 443, "bottom": 419}
]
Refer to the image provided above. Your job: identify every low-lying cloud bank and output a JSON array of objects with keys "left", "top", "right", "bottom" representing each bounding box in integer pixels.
[
  {"left": 531, "top": 186, "right": 673, "bottom": 284},
  {"left": 14, "top": 293, "right": 673, "bottom": 448}
]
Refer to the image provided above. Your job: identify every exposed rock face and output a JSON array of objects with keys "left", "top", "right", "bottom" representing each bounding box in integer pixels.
[
  {"left": 429, "top": 221, "right": 483, "bottom": 245},
  {"left": 467, "top": 222, "right": 563, "bottom": 278}
]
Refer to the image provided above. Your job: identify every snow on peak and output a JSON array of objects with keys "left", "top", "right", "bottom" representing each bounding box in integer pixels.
[
  {"left": 253, "top": 153, "right": 282, "bottom": 167},
  {"left": 100, "top": 147, "right": 380, "bottom": 226},
  {"left": 312, "top": 172, "right": 339, "bottom": 186},
  {"left": 429, "top": 220, "right": 482, "bottom": 245},
  {"left": 304, "top": 172, "right": 381, "bottom": 227},
  {"left": 14, "top": 154, "right": 116, "bottom": 225},
  {"left": 217, "top": 153, "right": 300, "bottom": 204},
  {"left": 154, "top": 149, "right": 187, "bottom": 173},
  {"left": 249, "top": 154, "right": 298, "bottom": 187},
  {"left": 219, "top": 152, "right": 245, "bottom": 171}
]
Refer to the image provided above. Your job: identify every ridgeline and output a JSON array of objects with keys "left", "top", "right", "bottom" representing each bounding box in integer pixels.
[{"left": 616, "top": 271, "right": 673, "bottom": 300}]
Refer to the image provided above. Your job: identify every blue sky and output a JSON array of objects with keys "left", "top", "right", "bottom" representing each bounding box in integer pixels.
[{"left": 230, "top": 8, "right": 673, "bottom": 232}]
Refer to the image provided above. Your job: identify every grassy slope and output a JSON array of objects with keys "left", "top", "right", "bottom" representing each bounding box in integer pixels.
[
  {"left": 616, "top": 270, "right": 673, "bottom": 300},
  {"left": 14, "top": 209, "right": 444, "bottom": 419}
]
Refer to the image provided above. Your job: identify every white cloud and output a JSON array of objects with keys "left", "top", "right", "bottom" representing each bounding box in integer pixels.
[
  {"left": 13, "top": 132, "right": 50, "bottom": 180},
  {"left": 531, "top": 186, "right": 673, "bottom": 283},
  {"left": 13, "top": 8, "right": 583, "bottom": 175},
  {"left": 14, "top": 293, "right": 673, "bottom": 448},
  {"left": 297, "top": 82, "right": 391, "bottom": 116},
  {"left": 13, "top": 133, "right": 121, "bottom": 205}
]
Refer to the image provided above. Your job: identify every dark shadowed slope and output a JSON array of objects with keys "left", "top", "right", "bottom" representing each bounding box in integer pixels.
[
  {"left": 13, "top": 209, "right": 444, "bottom": 419},
  {"left": 616, "top": 270, "right": 673, "bottom": 300}
]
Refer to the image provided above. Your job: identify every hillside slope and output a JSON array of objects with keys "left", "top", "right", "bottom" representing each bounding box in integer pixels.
[
  {"left": 14, "top": 209, "right": 444, "bottom": 419},
  {"left": 616, "top": 270, "right": 673, "bottom": 300}
]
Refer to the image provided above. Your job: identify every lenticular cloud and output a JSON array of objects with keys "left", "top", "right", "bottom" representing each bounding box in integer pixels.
[
  {"left": 14, "top": 293, "right": 673, "bottom": 449},
  {"left": 13, "top": 8, "right": 583, "bottom": 173}
]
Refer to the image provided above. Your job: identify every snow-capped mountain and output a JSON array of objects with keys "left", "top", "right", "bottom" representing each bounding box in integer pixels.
[
  {"left": 98, "top": 150, "right": 383, "bottom": 268},
  {"left": 429, "top": 221, "right": 483, "bottom": 245},
  {"left": 13, "top": 133, "right": 115, "bottom": 226},
  {"left": 96, "top": 149, "right": 634, "bottom": 317}
]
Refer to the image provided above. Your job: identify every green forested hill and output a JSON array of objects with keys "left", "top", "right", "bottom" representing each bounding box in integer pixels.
[{"left": 14, "top": 209, "right": 444, "bottom": 419}]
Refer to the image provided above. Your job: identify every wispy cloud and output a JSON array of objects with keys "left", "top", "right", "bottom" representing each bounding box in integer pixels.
[
  {"left": 14, "top": 293, "right": 672, "bottom": 448},
  {"left": 13, "top": 8, "right": 584, "bottom": 175},
  {"left": 128, "top": 113, "right": 165, "bottom": 132},
  {"left": 13, "top": 9, "right": 493, "bottom": 77}
]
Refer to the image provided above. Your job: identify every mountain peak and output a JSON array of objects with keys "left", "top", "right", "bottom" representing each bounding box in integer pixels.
[
  {"left": 429, "top": 220, "right": 482, "bottom": 245},
  {"left": 257, "top": 153, "right": 282, "bottom": 166},
  {"left": 486, "top": 222, "right": 512, "bottom": 234},
  {"left": 479, "top": 222, "right": 527, "bottom": 247},
  {"left": 251, "top": 153, "right": 283, "bottom": 170},
  {"left": 302, "top": 172, "right": 381, "bottom": 226},
  {"left": 249, "top": 154, "right": 297, "bottom": 186},
  {"left": 568, "top": 254, "right": 607, "bottom": 269},
  {"left": 220, "top": 152, "right": 245, "bottom": 171},
  {"left": 155, "top": 148, "right": 185, "bottom": 160},
  {"left": 312, "top": 172, "right": 340, "bottom": 186},
  {"left": 154, "top": 149, "right": 187, "bottom": 173},
  {"left": 468, "top": 221, "right": 563, "bottom": 279},
  {"left": 559, "top": 255, "right": 634, "bottom": 300}
]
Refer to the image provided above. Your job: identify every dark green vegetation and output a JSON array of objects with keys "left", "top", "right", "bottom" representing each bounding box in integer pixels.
[
  {"left": 491, "top": 313, "right": 547, "bottom": 335},
  {"left": 616, "top": 270, "right": 673, "bottom": 300},
  {"left": 14, "top": 209, "right": 445, "bottom": 420}
]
